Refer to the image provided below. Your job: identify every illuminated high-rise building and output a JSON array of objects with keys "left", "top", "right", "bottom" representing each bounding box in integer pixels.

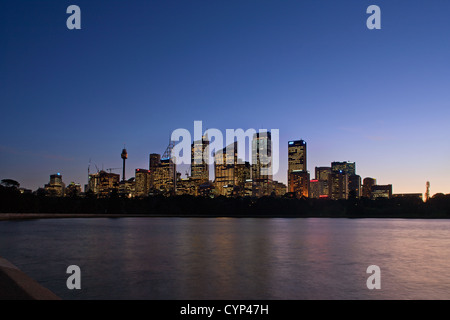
[
  {"left": 88, "top": 171, "right": 120, "bottom": 198},
  {"left": 288, "top": 140, "right": 307, "bottom": 194},
  {"left": 309, "top": 179, "right": 320, "bottom": 199},
  {"left": 288, "top": 171, "right": 310, "bottom": 198},
  {"left": 149, "top": 153, "right": 161, "bottom": 170},
  {"left": 214, "top": 142, "right": 238, "bottom": 196},
  {"left": 191, "top": 136, "right": 209, "bottom": 183},
  {"left": 288, "top": 140, "right": 307, "bottom": 173},
  {"left": 135, "top": 169, "right": 152, "bottom": 197},
  {"left": 235, "top": 161, "right": 251, "bottom": 196},
  {"left": 252, "top": 132, "right": 273, "bottom": 196},
  {"left": 44, "top": 173, "right": 65, "bottom": 197},
  {"left": 331, "top": 161, "right": 356, "bottom": 176},
  {"left": 348, "top": 174, "right": 362, "bottom": 198},
  {"left": 153, "top": 158, "right": 176, "bottom": 195},
  {"left": 315, "top": 166, "right": 331, "bottom": 197},
  {"left": 330, "top": 170, "right": 348, "bottom": 200},
  {"left": 362, "top": 177, "right": 377, "bottom": 198}
]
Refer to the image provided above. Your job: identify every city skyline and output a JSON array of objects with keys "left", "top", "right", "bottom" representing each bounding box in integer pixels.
[
  {"left": 15, "top": 133, "right": 430, "bottom": 200},
  {"left": 1, "top": 1, "right": 449, "bottom": 195}
]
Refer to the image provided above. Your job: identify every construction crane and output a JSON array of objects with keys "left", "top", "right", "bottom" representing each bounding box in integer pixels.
[{"left": 106, "top": 168, "right": 121, "bottom": 173}]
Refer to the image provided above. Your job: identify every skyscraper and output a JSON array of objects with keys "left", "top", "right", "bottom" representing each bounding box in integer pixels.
[
  {"left": 315, "top": 166, "right": 331, "bottom": 198},
  {"left": 191, "top": 136, "right": 209, "bottom": 183},
  {"left": 288, "top": 140, "right": 307, "bottom": 173},
  {"left": 309, "top": 179, "right": 320, "bottom": 199},
  {"left": 153, "top": 158, "right": 176, "bottom": 195},
  {"left": 330, "top": 170, "right": 348, "bottom": 200},
  {"left": 214, "top": 142, "right": 238, "bottom": 196},
  {"left": 149, "top": 153, "right": 161, "bottom": 170},
  {"left": 252, "top": 132, "right": 273, "bottom": 196},
  {"left": 348, "top": 174, "right": 362, "bottom": 198},
  {"left": 332, "top": 161, "right": 359, "bottom": 199},
  {"left": 44, "top": 173, "right": 65, "bottom": 197},
  {"left": 362, "top": 177, "right": 377, "bottom": 198},
  {"left": 288, "top": 140, "right": 307, "bottom": 196},
  {"left": 88, "top": 171, "right": 120, "bottom": 198},
  {"left": 331, "top": 161, "right": 356, "bottom": 176},
  {"left": 289, "top": 171, "right": 310, "bottom": 198},
  {"left": 135, "top": 169, "right": 152, "bottom": 197}
]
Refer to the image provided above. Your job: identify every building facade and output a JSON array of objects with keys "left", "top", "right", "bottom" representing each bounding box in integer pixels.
[
  {"left": 44, "top": 173, "right": 65, "bottom": 197},
  {"left": 371, "top": 184, "right": 392, "bottom": 199},
  {"left": 362, "top": 177, "right": 377, "bottom": 198},
  {"left": 330, "top": 171, "right": 348, "bottom": 200},
  {"left": 135, "top": 169, "right": 152, "bottom": 197},
  {"left": 88, "top": 171, "right": 120, "bottom": 197},
  {"left": 191, "top": 137, "right": 210, "bottom": 183},
  {"left": 288, "top": 171, "right": 310, "bottom": 198},
  {"left": 315, "top": 166, "right": 331, "bottom": 198},
  {"left": 252, "top": 132, "right": 273, "bottom": 196}
]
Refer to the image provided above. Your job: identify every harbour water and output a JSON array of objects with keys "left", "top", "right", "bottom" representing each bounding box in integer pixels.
[{"left": 0, "top": 217, "right": 449, "bottom": 300}]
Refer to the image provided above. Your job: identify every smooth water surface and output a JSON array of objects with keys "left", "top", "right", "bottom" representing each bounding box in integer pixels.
[{"left": 0, "top": 217, "right": 449, "bottom": 300}]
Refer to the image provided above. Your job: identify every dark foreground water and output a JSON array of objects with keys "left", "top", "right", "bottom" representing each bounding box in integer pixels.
[{"left": 0, "top": 217, "right": 449, "bottom": 300}]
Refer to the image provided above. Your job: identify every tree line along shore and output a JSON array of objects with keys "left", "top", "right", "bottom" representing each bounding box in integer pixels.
[{"left": 1, "top": 185, "right": 450, "bottom": 218}]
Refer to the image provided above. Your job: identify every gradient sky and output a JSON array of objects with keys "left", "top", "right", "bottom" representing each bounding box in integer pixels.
[{"left": 1, "top": 0, "right": 449, "bottom": 195}]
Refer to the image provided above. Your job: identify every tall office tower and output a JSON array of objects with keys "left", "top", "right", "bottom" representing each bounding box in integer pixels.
[
  {"left": 214, "top": 142, "right": 238, "bottom": 196},
  {"left": 44, "top": 173, "right": 65, "bottom": 197},
  {"left": 153, "top": 158, "right": 176, "bottom": 194},
  {"left": 309, "top": 179, "right": 320, "bottom": 199},
  {"left": 135, "top": 169, "right": 152, "bottom": 197},
  {"left": 362, "top": 177, "right": 377, "bottom": 198},
  {"left": 149, "top": 153, "right": 161, "bottom": 189},
  {"left": 288, "top": 171, "right": 310, "bottom": 198},
  {"left": 88, "top": 171, "right": 120, "bottom": 198},
  {"left": 288, "top": 140, "right": 307, "bottom": 172},
  {"left": 252, "top": 132, "right": 273, "bottom": 196},
  {"left": 315, "top": 166, "right": 332, "bottom": 197},
  {"left": 121, "top": 148, "right": 128, "bottom": 182},
  {"left": 191, "top": 136, "right": 209, "bottom": 183},
  {"left": 331, "top": 161, "right": 356, "bottom": 176},
  {"left": 235, "top": 161, "right": 251, "bottom": 196},
  {"left": 332, "top": 161, "right": 357, "bottom": 199},
  {"left": 330, "top": 171, "right": 348, "bottom": 200},
  {"left": 149, "top": 153, "right": 161, "bottom": 170},
  {"left": 288, "top": 140, "right": 307, "bottom": 193},
  {"left": 348, "top": 174, "right": 362, "bottom": 198}
]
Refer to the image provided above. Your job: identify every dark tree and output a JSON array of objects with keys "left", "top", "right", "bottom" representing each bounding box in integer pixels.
[{"left": 1, "top": 179, "right": 20, "bottom": 189}]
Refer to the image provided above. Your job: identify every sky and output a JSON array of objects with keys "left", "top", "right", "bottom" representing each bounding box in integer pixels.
[{"left": 1, "top": 0, "right": 449, "bottom": 195}]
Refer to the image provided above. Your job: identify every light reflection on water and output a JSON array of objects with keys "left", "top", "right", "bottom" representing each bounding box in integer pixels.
[{"left": 0, "top": 217, "right": 449, "bottom": 300}]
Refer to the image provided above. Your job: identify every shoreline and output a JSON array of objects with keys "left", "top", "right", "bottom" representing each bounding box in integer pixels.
[{"left": 1, "top": 213, "right": 449, "bottom": 221}]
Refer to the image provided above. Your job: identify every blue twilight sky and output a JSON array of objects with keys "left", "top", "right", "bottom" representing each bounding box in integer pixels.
[{"left": 1, "top": 0, "right": 449, "bottom": 194}]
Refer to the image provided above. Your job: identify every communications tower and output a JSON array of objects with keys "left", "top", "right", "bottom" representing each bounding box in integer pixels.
[{"left": 121, "top": 147, "right": 128, "bottom": 182}]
